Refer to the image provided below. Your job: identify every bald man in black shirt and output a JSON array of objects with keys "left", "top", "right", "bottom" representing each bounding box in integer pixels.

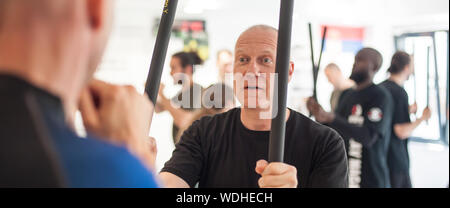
[{"left": 159, "top": 25, "right": 348, "bottom": 188}]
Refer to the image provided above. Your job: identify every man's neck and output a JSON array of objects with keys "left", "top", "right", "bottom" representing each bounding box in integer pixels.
[
  {"left": 240, "top": 107, "right": 290, "bottom": 131},
  {"left": 355, "top": 79, "right": 374, "bottom": 91},
  {"left": 389, "top": 74, "right": 406, "bottom": 86},
  {"left": 0, "top": 19, "right": 89, "bottom": 125}
]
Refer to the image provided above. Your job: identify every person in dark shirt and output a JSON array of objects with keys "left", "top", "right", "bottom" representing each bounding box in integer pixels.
[
  {"left": 159, "top": 25, "right": 348, "bottom": 188},
  {"left": 308, "top": 48, "right": 394, "bottom": 188},
  {"left": 0, "top": 0, "right": 158, "bottom": 187},
  {"left": 380, "top": 51, "right": 431, "bottom": 188},
  {"left": 156, "top": 52, "right": 204, "bottom": 144}
]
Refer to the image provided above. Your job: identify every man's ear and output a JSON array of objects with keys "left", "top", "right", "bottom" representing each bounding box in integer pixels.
[
  {"left": 87, "top": 0, "right": 105, "bottom": 31},
  {"left": 288, "top": 61, "right": 295, "bottom": 82}
]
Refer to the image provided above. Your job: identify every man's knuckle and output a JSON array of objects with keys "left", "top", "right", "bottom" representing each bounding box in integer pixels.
[
  {"left": 289, "top": 166, "right": 297, "bottom": 173},
  {"left": 258, "top": 177, "right": 265, "bottom": 187},
  {"left": 291, "top": 179, "right": 298, "bottom": 187}
]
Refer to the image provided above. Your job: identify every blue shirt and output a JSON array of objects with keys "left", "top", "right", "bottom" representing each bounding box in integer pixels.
[{"left": 0, "top": 74, "right": 159, "bottom": 188}]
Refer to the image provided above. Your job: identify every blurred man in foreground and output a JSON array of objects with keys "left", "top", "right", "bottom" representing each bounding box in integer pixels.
[{"left": 0, "top": 0, "right": 158, "bottom": 187}]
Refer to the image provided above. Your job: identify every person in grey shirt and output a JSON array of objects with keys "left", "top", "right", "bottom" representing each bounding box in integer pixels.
[{"left": 324, "top": 63, "right": 355, "bottom": 112}]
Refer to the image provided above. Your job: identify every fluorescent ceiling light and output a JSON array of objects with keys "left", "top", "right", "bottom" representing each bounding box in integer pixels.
[{"left": 183, "top": 0, "right": 221, "bottom": 14}]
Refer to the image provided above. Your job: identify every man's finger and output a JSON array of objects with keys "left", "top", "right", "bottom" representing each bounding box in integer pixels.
[
  {"left": 255, "top": 160, "right": 269, "bottom": 175},
  {"left": 88, "top": 79, "right": 115, "bottom": 99},
  {"left": 79, "top": 89, "right": 99, "bottom": 129},
  {"left": 260, "top": 184, "right": 294, "bottom": 188},
  {"left": 258, "top": 174, "right": 295, "bottom": 188},
  {"left": 261, "top": 162, "right": 294, "bottom": 176},
  {"left": 148, "top": 136, "right": 157, "bottom": 153}
]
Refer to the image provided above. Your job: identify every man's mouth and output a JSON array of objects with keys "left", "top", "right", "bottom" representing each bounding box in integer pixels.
[{"left": 244, "top": 86, "right": 264, "bottom": 90}]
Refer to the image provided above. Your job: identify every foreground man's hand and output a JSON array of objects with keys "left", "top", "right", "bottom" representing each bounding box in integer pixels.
[
  {"left": 79, "top": 80, "right": 156, "bottom": 170},
  {"left": 255, "top": 160, "right": 298, "bottom": 188}
]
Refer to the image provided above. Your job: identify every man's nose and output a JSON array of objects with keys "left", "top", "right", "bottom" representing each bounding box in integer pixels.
[{"left": 246, "top": 59, "right": 261, "bottom": 76}]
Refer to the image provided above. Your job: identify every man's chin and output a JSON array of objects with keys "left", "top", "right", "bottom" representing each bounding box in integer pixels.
[{"left": 241, "top": 98, "right": 271, "bottom": 109}]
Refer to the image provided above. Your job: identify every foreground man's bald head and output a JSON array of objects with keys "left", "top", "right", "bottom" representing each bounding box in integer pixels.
[{"left": 0, "top": 0, "right": 114, "bottom": 119}]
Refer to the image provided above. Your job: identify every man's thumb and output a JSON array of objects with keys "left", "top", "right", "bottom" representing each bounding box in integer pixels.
[{"left": 255, "top": 160, "right": 269, "bottom": 175}]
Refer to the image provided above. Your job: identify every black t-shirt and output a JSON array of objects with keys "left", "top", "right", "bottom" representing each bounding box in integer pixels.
[
  {"left": 380, "top": 80, "right": 411, "bottom": 174},
  {"left": 328, "top": 84, "right": 393, "bottom": 188},
  {"left": 161, "top": 108, "right": 348, "bottom": 188}
]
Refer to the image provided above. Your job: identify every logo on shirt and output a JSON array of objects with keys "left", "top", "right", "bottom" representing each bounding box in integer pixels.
[
  {"left": 351, "top": 104, "right": 363, "bottom": 116},
  {"left": 368, "top": 108, "right": 383, "bottom": 122},
  {"left": 348, "top": 104, "right": 364, "bottom": 126}
]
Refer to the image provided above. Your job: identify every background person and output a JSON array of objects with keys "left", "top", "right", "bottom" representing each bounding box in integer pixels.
[
  {"left": 308, "top": 48, "right": 394, "bottom": 188},
  {"left": 324, "top": 63, "right": 355, "bottom": 112},
  {"left": 380, "top": 51, "right": 432, "bottom": 188},
  {"left": 156, "top": 51, "right": 204, "bottom": 144}
]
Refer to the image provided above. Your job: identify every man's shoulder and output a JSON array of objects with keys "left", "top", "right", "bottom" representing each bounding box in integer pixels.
[
  {"left": 380, "top": 80, "right": 408, "bottom": 100},
  {"left": 339, "top": 88, "right": 356, "bottom": 101},
  {"left": 374, "top": 84, "right": 395, "bottom": 105},
  {"left": 341, "top": 87, "right": 356, "bottom": 95},
  {"left": 373, "top": 83, "right": 393, "bottom": 97}
]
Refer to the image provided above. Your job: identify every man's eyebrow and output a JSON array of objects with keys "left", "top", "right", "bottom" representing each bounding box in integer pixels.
[
  {"left": 261, "top": 50, "right": 275, "bottom": 55},
  {"left": 235, "top": 49, "right": 245, "bottom": 54},
  {"left": 235, "top": 49, "right": 275, "bottom": 55}
]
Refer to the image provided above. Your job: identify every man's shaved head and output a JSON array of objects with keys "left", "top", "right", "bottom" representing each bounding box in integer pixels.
[
  {"left": 235, "top": 25, "right": 279, "bottom": 59},
  {"left": 356, "top": 48, "right": 383, "bottom": 72},
  {"left": 0, "top": 0, "right": 114, "bottom": 118},
  {"left": 350, "top": 47, "right": 383, "bottom": 84},
  {"left": 236, "top": 25, "right": 278, "bottom": 47},
  {"left": 0, "top": 0, "right": 74, "bottom": 22},
  {"left": 0, "top": 0, "right": 114, "bottom": 78},
  {"left": 241, "top": 25, "right": 278, "bottom": 35}
]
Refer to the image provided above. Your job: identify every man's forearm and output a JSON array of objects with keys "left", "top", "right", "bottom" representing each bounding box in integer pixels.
[
  {"left": 328, "top": 116, "right": 375, "bottom": 147},
  {"left": 394, "top": 117, "right": 424, "bottom": 140},
  {"left": 159, "top": 172, "right": 190, "bottom": 188}
]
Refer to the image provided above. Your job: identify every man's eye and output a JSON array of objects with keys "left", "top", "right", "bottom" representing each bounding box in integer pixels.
[
  {"left": 239, "top": 58, "right": 248, "bottom": 63},
  {"left": 263, "top": 58, "right": 273, "bottom": 64}
]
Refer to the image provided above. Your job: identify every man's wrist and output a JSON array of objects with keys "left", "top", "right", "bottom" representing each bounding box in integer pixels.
[
  {"left": 127, "top": 138, "right": 156, "bottom": 170},
  {"left": 418, "top": 116, "right": 425, "bottom": 123}
]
